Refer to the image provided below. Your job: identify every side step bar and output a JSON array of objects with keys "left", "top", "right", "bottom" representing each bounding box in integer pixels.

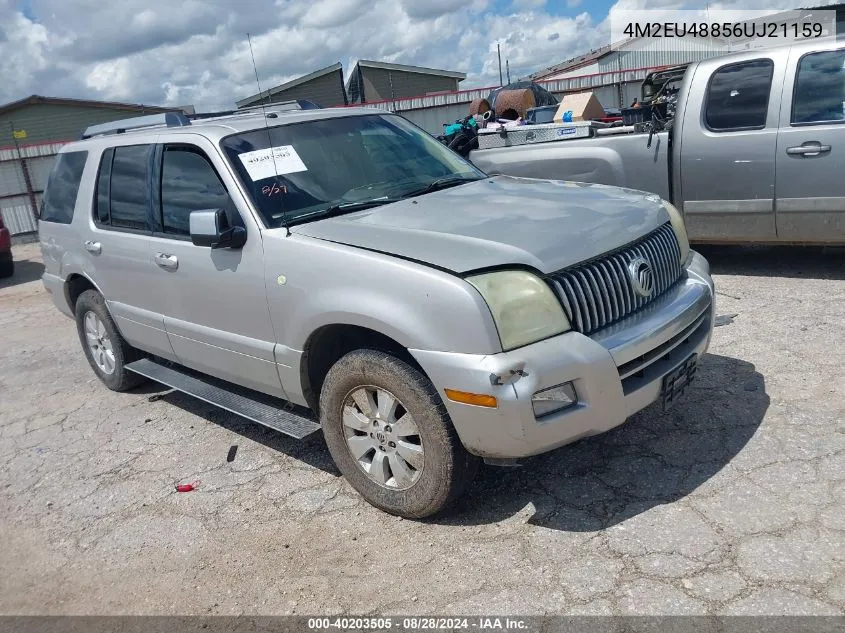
[{"left": 126, "top": 358, "right": 321, "bottom": 439}]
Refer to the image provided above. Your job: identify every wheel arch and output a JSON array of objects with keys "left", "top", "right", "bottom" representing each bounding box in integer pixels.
[
  {"left": 299, "top": 323, "right": 428, "bottom": 415},
  {"left": 64, "top": 273, "right": 103, "bottom": 315}
]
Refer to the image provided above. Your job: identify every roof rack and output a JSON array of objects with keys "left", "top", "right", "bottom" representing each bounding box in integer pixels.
[
  {"left": 81, "top": 111, "right": 191, "bottom": 139},
  {"left": 80, "top": 99, "right": 322, "bottom": 139},
  {"left": 229, "top": 99, "right": 322, "bottom": 115}
]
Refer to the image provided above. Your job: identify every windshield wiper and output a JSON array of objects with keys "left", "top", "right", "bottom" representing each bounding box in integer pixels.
[
  {"left": 400, "top": 175, "right": 483, "bottom": 199},
  {"left": 289, "top": 197, "right": 399, "bottom": 225}
]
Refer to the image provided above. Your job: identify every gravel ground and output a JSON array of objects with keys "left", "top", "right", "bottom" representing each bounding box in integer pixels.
[{"left": 1, "top": 242, "right": 843, "bottom": 616}]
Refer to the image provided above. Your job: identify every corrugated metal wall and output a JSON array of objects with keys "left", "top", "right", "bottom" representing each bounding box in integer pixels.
[
  {"left": 1, "top": 198, "right": 39, "bottom": 234},
  {"left": 262, "top": 70, "right": 348, "bottom": 107},
  {"left": 0, "top": 141, "right": 65, "bottom": 235},
  {"left": 601, "top": 38, "right": 725, "bottom": 73},
  {"left": 359, "top": 67, "right": 461, "bottom": 103},
  {"left": 542, "top": 62, "right": 601, "bottom": 81},
  {"left": 0, "top": 103, "right": 167, "bottom": 147}
]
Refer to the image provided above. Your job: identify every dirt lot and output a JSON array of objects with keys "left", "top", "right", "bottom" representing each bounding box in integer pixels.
[{"left": 1, "top": 241, "right": 843, "bottom": 615}]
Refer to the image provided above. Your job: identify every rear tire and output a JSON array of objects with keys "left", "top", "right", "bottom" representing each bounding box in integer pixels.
[
  {"left": 0, "top": 257, "right": 13, "bottom": 278},
  {"left": 75, "top": 290, "right": 146, "bottom": 391},
  {"left": 320, "top": 349, "right": 479, "bottom": 518}
]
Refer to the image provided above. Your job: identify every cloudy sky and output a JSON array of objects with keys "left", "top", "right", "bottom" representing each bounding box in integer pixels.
[{"left": 0, "top": 0, "right": 814, "bottom": 110}]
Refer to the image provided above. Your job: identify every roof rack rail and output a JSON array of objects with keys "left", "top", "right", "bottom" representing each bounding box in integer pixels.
[
  {"left": 185, "top": 100, "right": 321, "bottom": 121},
  {"left": 81, "top": 111, "right": 191, "bottom": 139},
  {"left": 231, "top": 99, "right": 322, "bottom": 114}
]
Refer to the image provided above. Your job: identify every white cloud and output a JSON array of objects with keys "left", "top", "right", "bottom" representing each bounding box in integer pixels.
[
  {"left": 398, "top": 0, "right": 468, "bottom": 19},
  {"left": 511, "top": 0, "right": 546, "bottom": 8}
]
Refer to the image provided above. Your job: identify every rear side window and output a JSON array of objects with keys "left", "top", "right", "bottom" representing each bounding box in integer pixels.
[
  {"left": 792, "top": 49, "right": 845, "bottom": 124},
  {"left": 705, "top": 59, "right": 774, "bottom": 131},
  {"left": 40, "top": 151, "right": 88, "bottom": 224},
  {"left": 94, "top": 144, "right": 152, "bottom": 231},
  {"left": 95, "top": 148, "right": 113, "bottom": 225}
]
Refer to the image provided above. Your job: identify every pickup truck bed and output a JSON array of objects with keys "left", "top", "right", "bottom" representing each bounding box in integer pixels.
[{"left": 470, "top": 130, "right": 671, "bottom": 202}]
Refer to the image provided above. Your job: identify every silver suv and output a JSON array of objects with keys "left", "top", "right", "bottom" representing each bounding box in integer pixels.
[{"left": 38, "top": 105, "right": 715, "bottom": 518}]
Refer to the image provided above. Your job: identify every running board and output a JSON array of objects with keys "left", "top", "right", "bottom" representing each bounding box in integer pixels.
[{"left": 126, "top": 358, "right": 321, "bottom": 439}]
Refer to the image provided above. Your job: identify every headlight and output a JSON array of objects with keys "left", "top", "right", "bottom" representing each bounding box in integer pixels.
[
  {"left": 662, "top": 200, "right": 691, "bottom": 265},
  {"left": 467, "top": 270, "right": 571, "bottom": 351}
]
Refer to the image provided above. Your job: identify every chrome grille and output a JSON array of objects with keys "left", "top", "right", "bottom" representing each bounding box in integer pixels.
[{"left": 547, "top": 223, "right": 683, "bottom": 335}]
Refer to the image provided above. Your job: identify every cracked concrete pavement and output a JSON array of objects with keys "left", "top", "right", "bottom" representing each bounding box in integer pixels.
[{"left": 1, "top": 242, "right": 843, "bottom": 615}]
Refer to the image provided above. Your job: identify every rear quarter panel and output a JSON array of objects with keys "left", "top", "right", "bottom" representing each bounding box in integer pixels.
[{"left": 39, "top": 148, "right": 103, "bottom": 315}]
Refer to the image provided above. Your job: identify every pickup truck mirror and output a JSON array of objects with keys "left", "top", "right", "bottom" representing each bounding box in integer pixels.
[{"left": 189, "top": 208, "right": 246, "bottom": 249}]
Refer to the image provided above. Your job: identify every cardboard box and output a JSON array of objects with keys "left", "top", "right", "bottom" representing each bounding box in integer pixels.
[{"left": 553, "top": 92, "right": 605, "bottom": 122}]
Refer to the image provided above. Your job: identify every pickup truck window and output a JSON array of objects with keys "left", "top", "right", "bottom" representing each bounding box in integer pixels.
[
  {"left": 220, "top": 114, "right": 483, "bottom": 228},
  {"left": 792, "top": 49, "right": 845, "bottom": 125},
  {"left": 160, "top": 146, "right": 235, "bottom": 237},
  {"left": 705, "top": 59, "right": 774, "bottom": 131},
  {"left": 40, "top": 151, "right": 87, "bottom": 224}
]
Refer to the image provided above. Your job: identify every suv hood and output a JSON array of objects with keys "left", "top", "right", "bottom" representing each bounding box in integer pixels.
[{"left": 291, "top": 176, "right": 669, "bottom": 274}]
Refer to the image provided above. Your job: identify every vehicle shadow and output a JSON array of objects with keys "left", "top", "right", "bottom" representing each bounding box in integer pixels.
[
  {"left": 0, "top": 259, "right": 45, "bottom": 289},
  {"left": 434, "top": 352, "right": 768, "bottom": 530},
  {"left": 696, "top": 244, "right": 845, "bottom": 280},
  {"left": 133, "top": 385, "right": 340, "bottom": 476}
]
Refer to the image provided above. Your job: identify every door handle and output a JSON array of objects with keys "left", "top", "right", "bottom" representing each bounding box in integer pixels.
[
  {"left": 84, "top": 240, "right": 101, "bottom": 254},
  {"left": 786, "top": 142, "right": 831, "bottom": 156},
  {"left": 154, "top": 253, "right": 179, "bottom": 270}
]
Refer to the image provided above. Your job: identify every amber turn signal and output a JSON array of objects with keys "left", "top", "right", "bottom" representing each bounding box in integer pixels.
[{"left": 444, "top": 389, "right": 498, "bottom": 408}]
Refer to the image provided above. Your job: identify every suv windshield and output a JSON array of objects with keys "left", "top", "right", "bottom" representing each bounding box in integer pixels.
[{"left": 220, "top": 113, "right": 484, "bottom": 227}]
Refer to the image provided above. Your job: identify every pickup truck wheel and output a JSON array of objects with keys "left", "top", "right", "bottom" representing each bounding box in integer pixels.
[
  {"left": 75, "top": 290, "right": 146, "bottom": 392},
  {"left": 320, "top": 349, "right": 479, "bottom": 518},
  {"left": 0, "top": 257, "right": 13, "bottom": 278}
]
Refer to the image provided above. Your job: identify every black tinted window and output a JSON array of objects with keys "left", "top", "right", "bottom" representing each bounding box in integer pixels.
[
  {"left": 109, "top": 145, "right": 151, "bottom": 230},
  {"left": 95, "top": 148, "right": 113, "bottom": 224},
  {"left": 40, "top": 151, "right": 87, "bottom": 224},
  {"left": 792, "top": 49, "right": 845, "bottom": 124},
  {"left": 705, "top": 59, "right": 774, "bottom": 130},
  {"left": 160, "top": 147, "right": 231, "bottom": 236}
]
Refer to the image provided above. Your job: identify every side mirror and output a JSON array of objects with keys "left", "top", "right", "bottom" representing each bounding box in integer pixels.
[{"left": 189, "top": 209, "right": 246, "bottom": 249}]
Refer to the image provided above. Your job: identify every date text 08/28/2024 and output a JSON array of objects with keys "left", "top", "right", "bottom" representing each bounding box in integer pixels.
[{"left": 307, "top": 617, "right": 529, "bottom": 630}]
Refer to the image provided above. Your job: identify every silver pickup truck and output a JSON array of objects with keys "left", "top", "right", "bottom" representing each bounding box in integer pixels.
[
  {"left": 471, "top": 39, "right": 845, "bottom": 244},
  {"left": 39, "top": 106, "right": 714, "bottom": 518}
]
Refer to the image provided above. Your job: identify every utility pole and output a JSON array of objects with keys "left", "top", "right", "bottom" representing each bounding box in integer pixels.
[
  {"left": 388, "top": 71, "right": 396, "bottom": 112},
  {"left": 497, "top": 43, "right": 503, "bottom": 86},
  {"left": 506, "top": 60, "right": 511, "bottom": 84}
]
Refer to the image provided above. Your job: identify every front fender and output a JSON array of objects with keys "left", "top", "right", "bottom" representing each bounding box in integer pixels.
[{"left": 263, "top": 230, "right": 502, "bottom": 363}]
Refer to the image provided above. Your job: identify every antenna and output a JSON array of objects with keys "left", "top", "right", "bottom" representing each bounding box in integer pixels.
[{"left": 247, "top": 33, "right": 290, "bottom": 233}]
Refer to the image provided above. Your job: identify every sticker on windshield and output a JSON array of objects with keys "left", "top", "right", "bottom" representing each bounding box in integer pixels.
[{"left": 238, "top": 145, "right": 307, "bottom": 181}]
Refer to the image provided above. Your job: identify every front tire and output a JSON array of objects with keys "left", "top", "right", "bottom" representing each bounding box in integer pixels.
[
  {"left": 320, "top": 349, "right": 479, "bottom": 518},
  {"left": 75, "top": 290, "right": 146, "bottom": 391}
]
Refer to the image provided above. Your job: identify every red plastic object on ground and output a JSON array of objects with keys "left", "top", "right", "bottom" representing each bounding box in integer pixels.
[{"left": 175, "top": 480, "right": 200, "bottom": 492}]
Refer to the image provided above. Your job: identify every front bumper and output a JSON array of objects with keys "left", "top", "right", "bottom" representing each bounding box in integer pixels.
[{"left": 410, "top": 251, "right": 715, "bottom": 458}]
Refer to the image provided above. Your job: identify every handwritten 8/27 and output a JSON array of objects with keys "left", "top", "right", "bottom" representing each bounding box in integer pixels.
[{"left": 262, "top": 182, "right": 287, "bottom": 197}]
